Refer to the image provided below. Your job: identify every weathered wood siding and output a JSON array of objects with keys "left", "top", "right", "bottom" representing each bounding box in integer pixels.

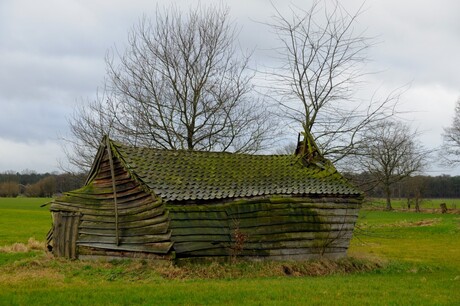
[
  {"left": 50, "top": 150, "right": 172, "bottom": 257},
  {"left": 51, "top": 211, "right": 81, "bottom": 259},
  {"left": 168, "top": 197, "right": 360, "bottom": 260}
]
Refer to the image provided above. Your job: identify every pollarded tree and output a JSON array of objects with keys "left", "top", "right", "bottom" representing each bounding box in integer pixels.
[
  {"left": 64, "top": 4, "right": 275, "bottom": 170},
  {"left": 358, "top": 120, "right": 429, "bottom": 210},
  {"left": 442, "top": 98, "right": 460, "bottom": 164},
  {"left": 266, "top": 0, "right": 400, "bottom": 163}
]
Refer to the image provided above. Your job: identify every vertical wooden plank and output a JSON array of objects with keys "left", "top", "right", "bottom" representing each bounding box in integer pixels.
[
  {"left": 68, "top": 214, "right": 73, "bottom": 259},
  {"left": 52, "top": 212, "right": 81, "bottom": 259},
  {"left": 52, "top": 212, "right": 61, "bottom": 257},
  {"left": 106, "top": 137, "right": 120, "bottom": 246},
  {"left": 59, "top": 214, "right": 65, "bottom": 258},
  {"left": 70, "top": 213, "right": 81, "bottom": 259},
  {"left": 67, "top": 214, "right": 74, "bottom": 259},
  {"left": 64, "top": 214, "right": 72, "bottom": 258}
]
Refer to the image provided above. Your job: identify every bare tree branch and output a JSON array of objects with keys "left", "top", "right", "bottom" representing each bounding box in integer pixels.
[
  {"left": 264, "top": 0, "right": 400, "bottom": 163},
  {"left": 441, "top": 97, "right": 460, "bottom": 165},
  {"left": 357, "top": 120, "right": 430, "bottom": 210},
  {"left": 62, "top": 4, "right": 276, "bottom": 171}
]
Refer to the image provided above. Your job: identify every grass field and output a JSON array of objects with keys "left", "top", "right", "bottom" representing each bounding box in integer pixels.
[
  {"left": 364, "top": 197, "right": 459, "bottom": 211},
  {"left": 0, "top": 197, "right": 459, "bottom": 305}
]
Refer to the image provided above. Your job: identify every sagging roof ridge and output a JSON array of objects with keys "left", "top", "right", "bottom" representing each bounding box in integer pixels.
[{"left": 96, "top": 137, "right": 362, "bottom": 202}]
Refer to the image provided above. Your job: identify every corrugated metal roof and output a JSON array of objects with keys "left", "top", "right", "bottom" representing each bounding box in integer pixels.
[{"left": 108, "top": 139, "right": 361, "bottom": 201}]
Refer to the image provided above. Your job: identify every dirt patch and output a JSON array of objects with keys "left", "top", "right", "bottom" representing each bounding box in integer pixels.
[
  {"left": 358, "top": 218, "right": 441, "bottom": 230},
  {"left": 388, "top": 218, "right": 441, "bottom": 227},
  {"left": 405, "top": 219, "right": 441, "bottom": 227}
]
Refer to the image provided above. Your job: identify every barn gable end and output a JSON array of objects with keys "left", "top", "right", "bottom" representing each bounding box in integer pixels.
[
  {"left": 48, "top": 137, "right": 362, "bottom": 261},
  {"left": 49, "top": 138, "right": 172, "bottom": 259}
]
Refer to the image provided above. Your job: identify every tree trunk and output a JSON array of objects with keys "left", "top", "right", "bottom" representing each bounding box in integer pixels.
[
  {"left": 385, "top": 185, "right": 392, "bottom": 211},
  {"left": 414, "top": 192, "right": 420, "bottom": 213}
]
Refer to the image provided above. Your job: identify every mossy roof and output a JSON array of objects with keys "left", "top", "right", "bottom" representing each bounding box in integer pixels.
[{"left": 104, "top": 139, "right": 361, "bottom": 202}]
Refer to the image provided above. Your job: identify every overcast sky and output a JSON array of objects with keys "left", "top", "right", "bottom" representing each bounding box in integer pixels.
[{"left": 1, "top": 0, "right": 459, "bottom": 175}]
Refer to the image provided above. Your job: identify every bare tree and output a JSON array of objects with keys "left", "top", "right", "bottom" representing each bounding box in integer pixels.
[
  {"left": 402, "top": 175, "right": 426, "bottom": 212},
  {"left": 64, "top": 4, "right": 275, "bottom": 171},
  {"left": 358, "top": 120, "right": 429, "bottom": 211},
  {"left": 442, "top": 98, "right": 460, "bottom": 165},
  {"left": 63, "top": 89, "right": 118, "bottom": 170},
  {"left": 265, "top": 0, "right": 399, "bottom": 163}
]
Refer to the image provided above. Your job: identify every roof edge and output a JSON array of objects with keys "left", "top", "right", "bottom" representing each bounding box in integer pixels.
[
  {"left": 84, "top": 135, "right": 110, "bottom": 185},
  {"left": 107, "top": 137, "right": 161, "bottom": 200}
]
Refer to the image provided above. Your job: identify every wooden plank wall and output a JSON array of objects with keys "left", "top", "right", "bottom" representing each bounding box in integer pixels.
[
  {"left": 51, "top": 212, "right": 81, "bottom": 259},
  {"left": 50, "top": 149, "right": 173, "bottom": 256},
  {"left": 169, "top": 197, "right": 360, "bottom": 260}
]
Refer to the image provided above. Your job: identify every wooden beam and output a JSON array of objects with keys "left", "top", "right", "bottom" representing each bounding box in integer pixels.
[{"left": 106, "top": 137, "right": 120, "bottom": 246}]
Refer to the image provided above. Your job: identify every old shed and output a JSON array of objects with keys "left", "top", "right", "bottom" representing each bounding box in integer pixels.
[{"left": 47, "top": 136, "right": 362, "bottom": 260}]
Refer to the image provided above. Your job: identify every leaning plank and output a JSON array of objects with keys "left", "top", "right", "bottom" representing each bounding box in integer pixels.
[
  {"left": 185, "top": 247, "right": 347, "bottom": 259},
  {"left": 179, "top": 249, "right": 230, "bottom": 257},
  {"left": 59, "top": 203, "right": 165, "bottom": 218},
  {"left": 240, "top": 238, "right": 350, "bottom": 250},
  {"left": 171, "top": 234, "right": 230, "bottom": 243},
  {"left": 78, "top": 232, "right": 172, "bottom": 244},
  {"left": 169, "top": 219, "right": 228, "bottom": 229},
  {"left": 171, "top": 227, "right": 230, "bottom": 236},
  {"left": 228, "top": 201, "right": 360, "bottom": 214},
  {"left": 79, "top": 221, "right": 169, "bottom": 237},
  {"left": 247, "top": 230, "right": 354, "bottom": 242},
  {"left": 80, "top": 212, "right": 169, "bottom": 229},
  {"left": 169, "top": 211, "right": 228, "bottom": 221},
  {"left": 261, "top": 252, "right": 346, "bottom": 261},
  {"left": 173, "top": 241, "right": 224, "bottom": 253},
  {"left": 235, "top": 207, "right": 359, "bottom": 218},
  {"left": 61, "top": 190, "right": 155, "bottom": 206},
  {"left": 238, "top": 223, "right": 356, "bottom": 235},
  {"left": 77, "top": 242, "right": 173, "bottom": 254},
  {"left": 173, "top": 238, "right": 349, "bottom": 254},
  {"left": 266, "top": 247, "right": 347, "bottom": 256},
  {"left": 52, "top": 195, "right": 161, "bottom": 213},
  {"left": 231, "top": 215, "right": 358, "bottom": 228}
]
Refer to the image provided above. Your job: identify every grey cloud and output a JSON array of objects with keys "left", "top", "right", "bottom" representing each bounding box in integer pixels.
[{"left": 0, "top": 0, "right": 459, "bottom": 173}]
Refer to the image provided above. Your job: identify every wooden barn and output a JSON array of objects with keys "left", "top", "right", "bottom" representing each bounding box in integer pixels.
[{"left": 47, "top": 136, "right": 362, "bottom": 261}]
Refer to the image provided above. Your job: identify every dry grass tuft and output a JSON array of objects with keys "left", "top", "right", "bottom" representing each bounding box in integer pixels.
[
  {"left": 0, "top": 238, "right": 45, "bottom": 253},
  {"left": 276, "top": 257, "right": 385, "bottom": 277},
  {"left": 0, "top": 251, "right": 385, "bottom": 286},
  {"left": 154, "top": 256, "right": 385, "bottom": 280},
  {"left": 359, "top": 218, "right": 442, "bottom": 230},
  {"left": 389, "top": 218, "right": 441, "bottom": 228},
  {"left": 0, "top": 267, "right": 65, "bottom": 284}
]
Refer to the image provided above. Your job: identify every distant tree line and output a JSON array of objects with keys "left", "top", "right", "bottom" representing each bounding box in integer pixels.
[
  {"left": 348, "top": 173, "right": 460, "bottom": 199},
  {"left": 1, "top": 169, "right": 458, "bottom": 199},
  {"left": 0, "top": 171, "right": 86, "bottom": 197}
]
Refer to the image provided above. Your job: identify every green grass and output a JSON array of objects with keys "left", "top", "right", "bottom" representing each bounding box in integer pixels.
[
  {"left": 365, "top": 197, "right": 459, "bottom": 210},
  {"left": 1, "top": 272, "right": 458, "bottom": 305},
  {"left": 0, "top": 197, "right": 51, "bottom": 245},
  {"left": 351, "top": 210, "right": 460, "bottom": 266},
  {"left": 0, "top": 197, "right": 459, "bottom": 305}
]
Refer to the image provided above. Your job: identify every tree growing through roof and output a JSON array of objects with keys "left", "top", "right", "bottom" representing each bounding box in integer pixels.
[
  {"left": 357, "top": 120, "right": 429, "bottom": 211},
  {"left": 63, "top": 4, "right": 274, "bottom": 171},
  {"left": 265, "top": 0, "right": 400, "bottom": 163},
  {"left": 442, "top": 97, "right": 460, "bottom": 165}
]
